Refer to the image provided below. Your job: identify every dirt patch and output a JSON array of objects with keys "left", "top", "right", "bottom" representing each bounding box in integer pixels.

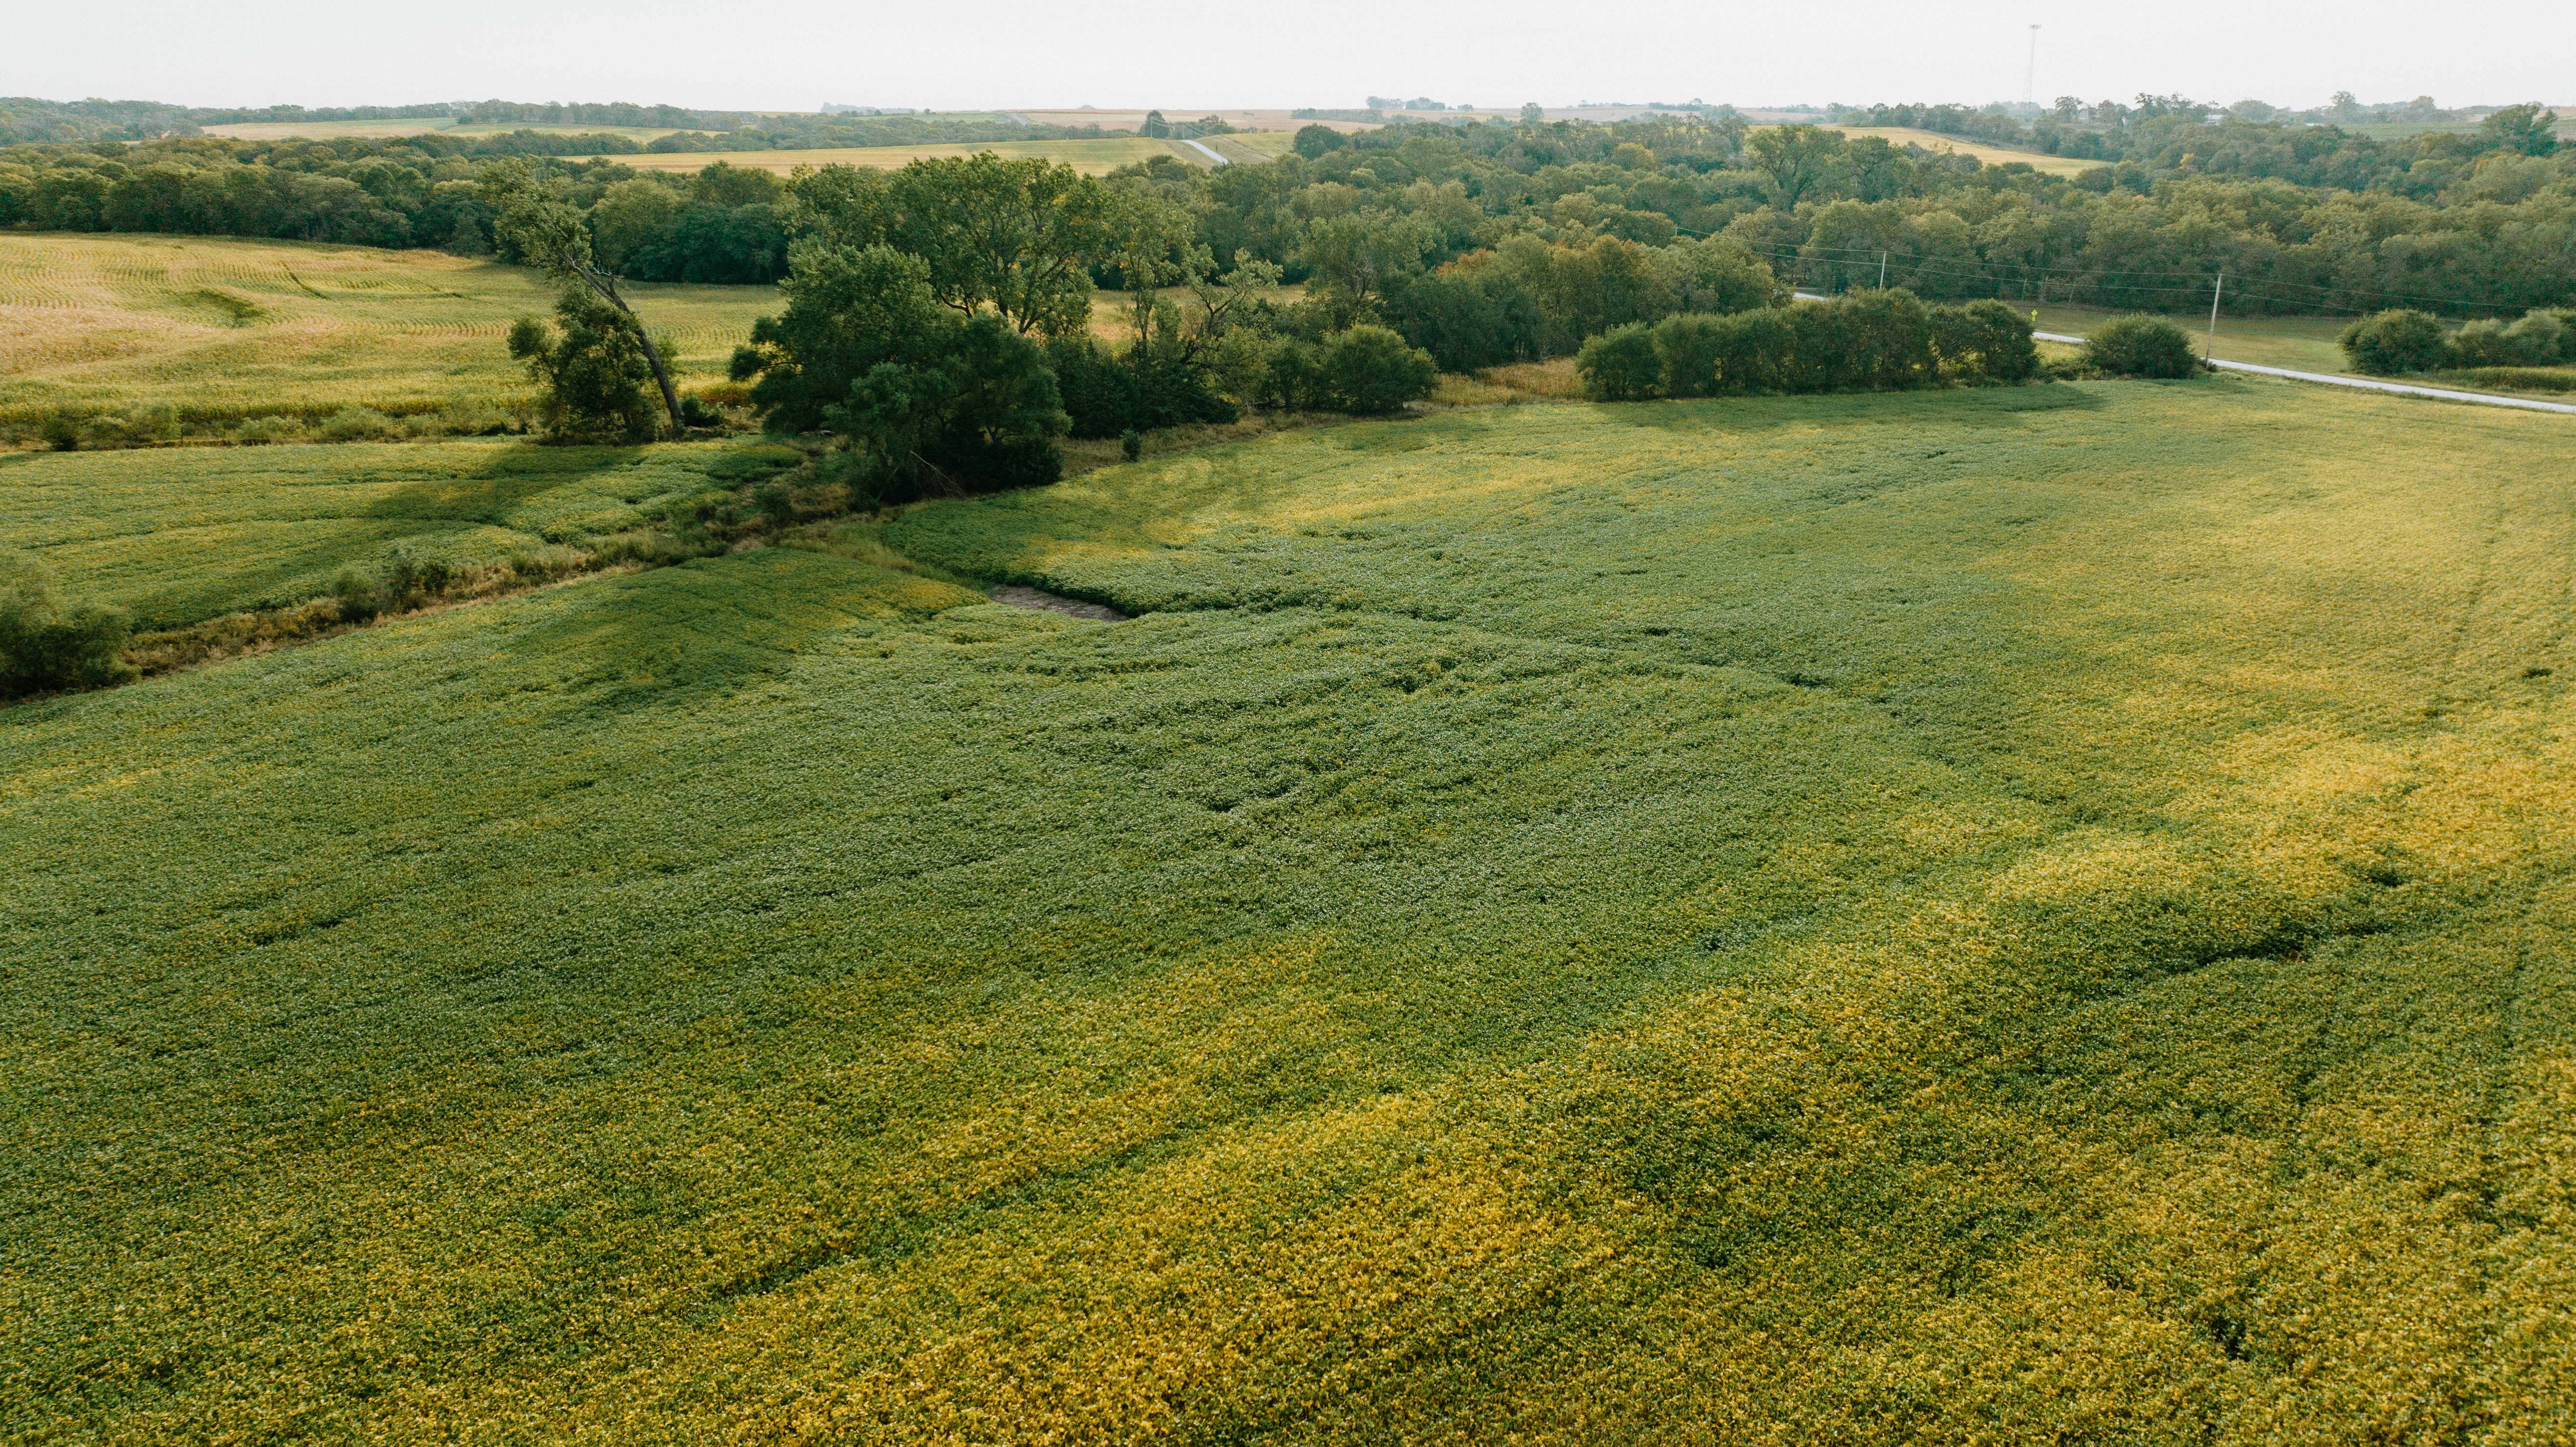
[{"left": 990, "top": 585, "right": 1129, "bottom": 621}]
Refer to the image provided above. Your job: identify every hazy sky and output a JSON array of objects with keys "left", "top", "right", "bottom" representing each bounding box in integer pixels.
[{"left": 8, "top": 0, "right": 2567, "bottom": 114}]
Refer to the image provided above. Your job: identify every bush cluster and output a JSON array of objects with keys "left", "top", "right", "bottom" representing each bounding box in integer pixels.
[
  {"left": 0, "top": 557, "right": 133, "bottom": 701},
  {"left": 508, "top": 291, "right": 663, "bottom": 442},
  {"left": 1261, "top": 327, "right": 1442, "bottom": 413},
  {"left": 31, "top": 404, "right": 180, "bottom": 450},
  {"left": 1047, "top": 336, "right": 1240, "bottom": 440},
  {"left": 1575, "top": 293, "right": 2038, "bottom": 401},
  {"left": 2340, "top": 307, "right": 2575, "bottom": 374},
  {"left": 7, "top": 400, "right": 557, "bottom": 452},
  {"left": 2079, "top": 315, "right": 2207, "bottom": 379}
]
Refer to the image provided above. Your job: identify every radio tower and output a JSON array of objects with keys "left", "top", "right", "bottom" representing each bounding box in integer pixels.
[{"left": 2023, "top": 25, "right": 2040, "bottom": 106}]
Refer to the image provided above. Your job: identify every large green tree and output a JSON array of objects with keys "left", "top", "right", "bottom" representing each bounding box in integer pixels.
[
  {"left": 507, "top": 290, "right": 661, "bottom": 441},
  {"left": 479, "top": 159, "right": 686, "bottom": 434},
  {"left": 786, "top": 154, "right": 1148, "bottom": 338},
  {"left": 2479, "top": 104, "right": 2560, "bottom": 157},
  {"left": 1747, "top": 124, "right": 1852, "bottom": 208},
  {"left": 730, "top": 241, "right": 1067, "bottom": 497},
  {"left": 729, "top": 242, "right": 956, "bottom": 432}
]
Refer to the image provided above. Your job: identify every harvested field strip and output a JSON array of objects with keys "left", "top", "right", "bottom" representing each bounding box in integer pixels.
[
  {"left": 595, "top": 138, "right": 1203, "bottom": 175},
  {"left": 1815, "top": 125, "right": 2103, "bottom": 175}
]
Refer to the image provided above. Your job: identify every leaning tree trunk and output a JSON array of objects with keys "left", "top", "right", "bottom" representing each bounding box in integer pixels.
[{"left": 563, "top": 251, "right": 687, "bottom": 436}]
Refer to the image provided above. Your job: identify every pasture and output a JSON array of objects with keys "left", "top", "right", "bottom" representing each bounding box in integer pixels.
[
  {"left": 0, "top": 233, "right": 778, "bottom": 423},
  {"left": 5, "top": 377, "right": 2572, "bottom": 1442},
  {"left": 596, "top": 138, "right": 1220, "bottom": 175}
]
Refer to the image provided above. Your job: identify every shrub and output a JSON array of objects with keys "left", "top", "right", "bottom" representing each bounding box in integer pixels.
[
  {"left": 379, "top": 547, "right": 455, "bottom": 610},
  {"left": 432, "top": 400, "right": 517, "bottom": 437},
  {"left": 321, "top": 405, "right": 403, "bottom": 442},
  {"left": 1652, "top": 314, "right": 1730, "bottom": 398},
  {"left": 1780, "top": 301, "right": 1862, "bottom": 392},
  {"left": 1045, "top": 330, "right": 1238, "bottom": 439},
  {"left": 508, "top": 291, "right": 660, "bottom": 442},
  {"left": 330, "top": 568, "right": 380, "bottom": 624},
  {"left": 677, "top": 394, "right": 730, "bottom": 430},
  {"left": 1718, "top": 308, "right": 1797, "bottom": 393},
  {"left": 2449, "top": 310, "right": 2564, "bottom": 368},
  {"left": 233, "top": 415, "right": 306, "bottom": 445},
  {"left": 1838, "top": 289, "right": 1938, "bottom": 390},
  {"left": 1046, "top": 336, "right": 1143, "bottom": 439},
  {"left": 1121, "top": 429, "right": 1143, "bottom": 462},
  {"left": 1577, "top": 322, "right": 1664, "bottom": 401},
  {"left": 1931, "top": 299, "right": 2041, "bottom": 383},
  {"left": 1315, "top": 326, "right": 1438, "bottom": 414},
  {"left": 124, "top": 405, "right": 181, "bottom": 443},
  {"left": 0, "top": 558, "right": 134, "bottom": 699},
  {"left": 2339, "top": 309, "right": 2453, "bottom": 375},
  {"left": 1594, "top": 294, "right": 2037, "bottom": 402},
  {"left": 2083, "top": 314, "right": 2204, "bottom": 379},
  {"left": 1262, "top": 340, "right": 1325, "bottom": 410},
  {"left": 36, "top": 409, "right": 85, "bottom": 451}
]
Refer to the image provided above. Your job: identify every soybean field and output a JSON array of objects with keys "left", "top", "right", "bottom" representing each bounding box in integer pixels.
[
  {"left": 3, "top": 378, "right": 2573, "bottom": 1443},
  {"left": 0, "top": 440, "right": 794, "bottom": 629}
]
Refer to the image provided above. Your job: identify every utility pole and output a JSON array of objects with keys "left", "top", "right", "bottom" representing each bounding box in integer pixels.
[
  {"left": 2208, "top": 270, "right": 2224, "bottom": 358},
  {"left": 1879, "top": 251, "right": 1888, "bottom": 288},
  {"left": 2023, "top": 25, "right": 2040, "bottom": 107}
]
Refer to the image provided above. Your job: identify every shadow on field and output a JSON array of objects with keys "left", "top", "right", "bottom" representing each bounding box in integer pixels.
[
  {"left": 1607, "top": 385, "right": 2109, "bottom": 435},
  {"left": 501, "top": 549, "right": 924, "bottom": 716},
  {"left": 358, "top": 443, "right": 651, "bottom": 527},
  {"left": 115, "top": 520, "right": 522, "bottom": 630}
]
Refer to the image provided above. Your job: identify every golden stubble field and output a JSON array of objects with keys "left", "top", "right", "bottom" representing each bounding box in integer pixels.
[
  {"left": 589, "top": 136, "right": 1286, "bottom": 176},
  {"left": 0, "top": 233, "right": 779, "bottom": 422},
  {"left": 1811, "top": 125, "right": 2102, "bottom": 176}
]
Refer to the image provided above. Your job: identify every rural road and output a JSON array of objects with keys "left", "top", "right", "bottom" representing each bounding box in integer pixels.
[
  {"left": 1784, "top": 295, "right": 2568, "bottom": 415},
  {"left": 2030, "top": 329, "right": 2576, "bottom": 414},
  {"left": 1176, "top": 138, "right": 1229, "bottom": 166}
]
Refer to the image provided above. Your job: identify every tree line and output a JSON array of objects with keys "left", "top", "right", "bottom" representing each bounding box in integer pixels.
[
  {"left": 1574, "top": 293, "right": 2039, "bottom": 400},
  {"left": 1119, "top": 110, "right": 2573, "bottom": 322},
  {"left": 491, "top": 153, "right": 1445, "bottom": 498},
  {"left": 12, "top": 106, "right": 2570, "bottom": 318}
]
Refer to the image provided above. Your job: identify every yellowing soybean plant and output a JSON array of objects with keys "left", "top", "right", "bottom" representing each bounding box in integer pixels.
[
  {"left": 4, "top": 378, "right": 2574, "bottom": 1442},
  {"left": 0, "top": 233, "right": 778, "bottom": 423}
]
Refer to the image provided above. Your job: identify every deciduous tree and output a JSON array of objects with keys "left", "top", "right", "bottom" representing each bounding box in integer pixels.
[{"left": 480, "top": 159, "right": 685, "bottom": 433}]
